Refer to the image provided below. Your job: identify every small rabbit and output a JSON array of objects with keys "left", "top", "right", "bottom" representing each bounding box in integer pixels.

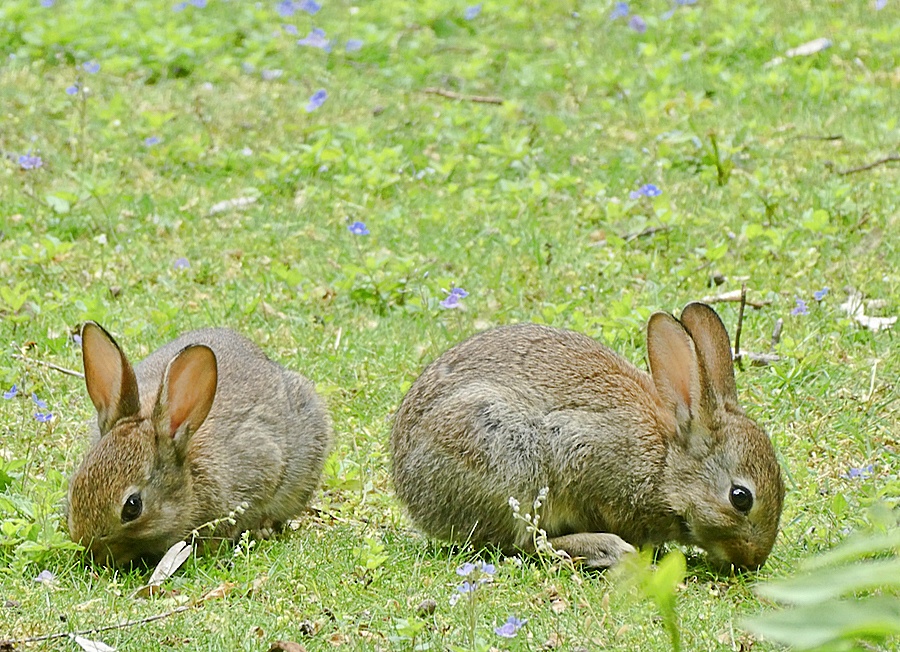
[
  {"left": 391, "top": 303, "right": 784, "bottom": 570},
  {"left": 68, "top": 323, "right": 333, "bottom": 567}
]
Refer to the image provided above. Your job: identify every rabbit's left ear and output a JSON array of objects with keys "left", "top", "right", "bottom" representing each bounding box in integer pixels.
[
  {"left": 679, "top": 302, "right": 740, "bottom": 410},
  {"left": 152, "top": 344, "right": 218, "bottom": 454},
  {"left": 82, "top": 322, "right": 141, "bottom": 435}
]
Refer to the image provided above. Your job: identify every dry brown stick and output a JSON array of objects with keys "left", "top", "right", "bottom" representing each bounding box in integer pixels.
[
  {"left": 11, "top": 353, "right": 84, "bottom": 378},
  {"left": 834, "top": 154, "right": 900, "bottom": 175},
  {"left": 422, "top": 87, "right": 504, "bottom": 105},
  {"left": 624, "top": 225, "right": 670, "bottom": 242},
  {"left": 734, "top": 284, "right": 747, "bottom": 370},
  {"left": 787, "top": 134, "right": 843, "bottom": 142},
  {"left": 1, "top": 605, "right": 192, "bottom": 647}
]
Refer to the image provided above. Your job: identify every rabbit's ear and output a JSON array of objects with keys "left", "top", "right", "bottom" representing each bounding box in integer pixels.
[
  {"left": 81, "top": 322, "right": 141, "bottom": 435},
  {"left": 647, "top": 312, "right": 701, "bottom": 430},
  {"left": 678, "top": 302, "right": 739, "bottom": 408},
  {"left": 153, "top": 344, "right": 217, "bottom": 453}
]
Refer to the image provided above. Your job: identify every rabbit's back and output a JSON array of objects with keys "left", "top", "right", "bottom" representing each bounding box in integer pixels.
[
  {"left": 136, "top": 328, "right": 332, "bottom": 533},
  {"left": 392, "top": 323, "right": 673, "bottom": 549}
]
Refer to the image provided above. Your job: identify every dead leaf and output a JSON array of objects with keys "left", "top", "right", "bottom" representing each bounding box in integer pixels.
[
  {"left": 840, "top": 290, "right": 897, "bottom": 332},
  {"left": 701, "top": 289, "right": 771, "bottom": 308},
  {"left": 269, "top": 641, "right": 307, "bottom": 652},
  {"left": 328, "top": 632, "right": 348, "bottom": 646},
  {"left": 550, "top": 598, "right": 567, "bottom": 614},
  {"left": 201, "top": 581, "right": 236, "bottom": 602},
  {"left": 786, "top": 37, "right": 832, "bottom": 58},
  {"left": 133, "top": 541, "right": 193, "bottom": 598},
  {"left": 209, "top": 196, "right": 257, "bottom": 215},
  {"left": 72, "top": 635, "right": 117, "bottom": 652}
]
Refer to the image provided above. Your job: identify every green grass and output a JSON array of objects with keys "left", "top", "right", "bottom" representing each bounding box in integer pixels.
[{"left": 1, "top": 0, "right": 899, "bottom": 650}]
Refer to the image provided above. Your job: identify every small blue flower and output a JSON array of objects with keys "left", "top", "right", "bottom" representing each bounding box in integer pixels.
[
  {"left": 32, "top": 393, "right": 47, "bottom": 409},
  {"left": 456, "top": 562, "right": 476, "bottom": 576},
  {"left": 457, "top": 581, "right": 475, "bottom": 593},
  {"left": 345, "top": 38, "right": 364, "bottom": 52},
  {"left": 65, "top": 84, "right": 79, "bottom": 96},
  {"left": 2, "top": 385, "right": 17, "bottom": 400},
  {"left": 34, "top": 570, "right": 55, "bottom": 583},
  {"left": 34, "top": 412, "right": 53, "bottom": 423},
  {"left": 40, "top": 0, "right": 54, "bottom": 7},
  {"left": 791, "top": 298, "right": 809, "bottom": 316},
  {"left": 629, "top": 183, "right": 661, "bottom": 199},
  {"left": 298, "top": 28, "right": 333, "bottom": 51},
  {"left": 440, "top": 295, "right": 461, "bottom": 309},
  {"left": 846, "top": 464, "right": 874, "bottom": 479},
  {"left": 18, "top": 153, "right": 43, "bottom": 170},
  {"left": 299, "top": 0, "right": 321, "bottom": 14},
  {"left": 282, "top": 24, "right": 299, "bottom": 35},
  {"left": 610, "top": 2, "right": 629, "bottom": 19},
  {"left": 189, "top": 0, "right": 207, "bottom": 6},
  {"left": 675, "top": 0, "right": 697, "bottom": 5},
  {"left": 464, "top": 4, "right": 482, "bottom": 20},
  {"left": 495, "top": 616, "right": 527, "bottom": 638},
  {"left": 144, "top": 136, "right": 161, "bottom": 146},
  {"left": 814, "top": 287, "right": 829, "bottom": 301},
  {"left": 173, "top": 1, "right": 188, "bottom": 10},
  {"left": 441, "top": 287, "right": 469, "bottom": 309},
  {"left": 306, "top": 89, "right": 328, "bottom": 112},
  {"left": 875, "top": 0, "right": 887, "bottom": 9},
  {"left": 275, "top": 0, "right": 296, "bottom": 17},
  {"left": 73, "top": 334, "right": 83, "bottom": 347},
  {"left": 348, "top": 221, "right": 370, "bottom": 236},
  {"left": 173, "top": 257, "right": 191, "bottom": 270},
  {"left": 628, "top": 15, "right": 647, "bottom": 33},
  {"left": 83, "top": 61, "right": 100, "bottom": 74}
]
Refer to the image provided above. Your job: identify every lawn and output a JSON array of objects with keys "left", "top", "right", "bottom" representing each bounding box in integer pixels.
[{"left": 1, "top": 0, "right": 898, "bottom": 650}]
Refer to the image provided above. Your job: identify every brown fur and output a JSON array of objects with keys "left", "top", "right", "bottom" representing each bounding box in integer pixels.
[
  {"left": 68, "top": 324, "right": 333, "bottom": 566},
  {"left": 390, "top": 303, "right": 784, "bottom": 570}
]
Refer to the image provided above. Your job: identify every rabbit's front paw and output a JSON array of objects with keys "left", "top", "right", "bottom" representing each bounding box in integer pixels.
[{"left": 549, "top": 532, "right": 636, "bottom": 569}]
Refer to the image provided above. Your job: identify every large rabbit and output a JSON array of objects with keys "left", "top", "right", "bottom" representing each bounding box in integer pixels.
[
  {"left": 391, "top": 303, "right": 784, "bottom": 570},
  {"left": 68, "top": 323, "right": 333, "bottom": 567}
]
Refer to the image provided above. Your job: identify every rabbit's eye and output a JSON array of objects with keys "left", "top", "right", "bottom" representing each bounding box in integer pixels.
[
  {"left": 729, "top": 485, "right": 753, "bottom": 513},
  {"left": 121, "top": 492, "right": 143, "bottom": 523}
]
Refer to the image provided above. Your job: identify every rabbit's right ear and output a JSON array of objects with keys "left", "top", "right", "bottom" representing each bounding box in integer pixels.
[
  {"left": 646, "top": 312, "right": 701, "bottom": 431},
  {"left": 81, "top": 322, "right": 140, "bottom": 435},
  {"left": 152, "top": 344, "right": 217, "bottom": 455}
]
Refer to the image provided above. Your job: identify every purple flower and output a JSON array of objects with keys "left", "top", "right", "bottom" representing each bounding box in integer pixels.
[
  {"left": 875, "top": 0, "right": 887, "bottom": 9},
  {"left": 610, "top": 2, "right": 629, "bottom": 19},
  {"left": 675, "top": 0, "right": 697, "bottom": 5},
  {"left": 65, "top": 84, "right": 79, "bottom": 96},
  {"left": 189, "top": 0, "right": 207, "bottom": 6},
  {"left": 34, "top": 570, "right": 55, "bottom": 583},
  {"left": 73, "top": 333, "right": 83, "bottom": 347},
  {"left": 32, "top": 393, "right": 48, "bottom": 409},
  {"left": 441, "top": 287, "right": 469, "bottom": 309},
  {"left": 275, "top": 0, "right": 295, "bottom": 17},
  {"left": 299, "top": 0, "right": 321, "bottom": 14},
  {"left": 82, "top": 61, "right": 100, "bottom": 74},
  {"left": 2, "top": 385, "right": 17, "bottom": 400},
  {"left": 495, "top": 615, "right": 527, "bottom": 638},
  {"left": 282, "top": 24, "right": 299, "bottom": 35},
  {"left": 173, "top": 1, "right": 188, "bottom": 10},
  {"left": 40, "top": 0, "right": 54, "bottom": 6},
  {"left": 306, "top": 89, "right": 328, "bottom": 112},
  {"left": 791, "top": 298, "right": 809, "bottom": 316},
  {"left": 18, "top": 153, "right": 43, "bottom": 170},
  {"left": 464, "top": 4, "right": 482, "bottom": 20},
  {"left": 34, "top": 412, "right": 53, "bottom": 423},
  {"left": 345, "top": 38, "right": 364, "bottom": 52},
  {"left": 173, "top": 257, "right": 191, "bottom": 270},
  {"left": 144, "top": 136, "right": 161, "bottom": 146},
  {"left": 629, "top": 183, "right": 661, "bottom": 199},
  {"left": 846, "top": 464, "right": 874, "bottom": 479},
  {"left": 456, "top": 562, "right": 476, "bottom": 576},
  {"left": 348, "top": 221, "right": 370, "bottom": 236},
  {"left": 628, "top": 15, "right": 647, "bottom": 33},
  {"left": 298, "top": 28, "right": 333, "bottom": 51},
  {"left": 814, "top": 287, "right": 829, "bottom": 301}
]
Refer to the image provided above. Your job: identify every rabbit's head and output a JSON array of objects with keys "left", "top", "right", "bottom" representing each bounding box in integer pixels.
[
  {"left": 649, "top": 303, "right": 784, "bottom": 570},
  {"left": 67, "top": 322, "right": 218, "bottom": 566}
]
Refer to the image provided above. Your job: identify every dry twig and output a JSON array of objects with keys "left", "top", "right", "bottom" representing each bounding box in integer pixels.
[
  {"left": 422, "top": 87, "right": 504, "bottom": 105},
  {"left": 11, "top": 353, "right": 84, "bottom": 378},
  {"left": 832, "top": 154, "right": 900, "bottom": 175}
]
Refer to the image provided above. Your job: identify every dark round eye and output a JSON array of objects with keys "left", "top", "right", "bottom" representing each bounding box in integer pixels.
[
  {"left": 729, "top": 485, "right": 754, "bottom": 513},
  {"left": 121, "top": 492, "right": 142, "bottom": 523}
]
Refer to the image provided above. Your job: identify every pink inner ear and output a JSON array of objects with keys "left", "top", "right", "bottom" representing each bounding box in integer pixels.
[
  {"left": 648, "top": 313, "right": 698, "bottom": 418},
  {"left": 164, "top": 347, "right": 217, "bottom": 438}
]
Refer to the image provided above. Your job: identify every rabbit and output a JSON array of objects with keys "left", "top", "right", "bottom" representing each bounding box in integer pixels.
[
  {"left": 391, "top": 302, "right": 785, "bottom": 570},
  {"left": 67, "top": 322, "right": 333, "bottom": 567}
]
